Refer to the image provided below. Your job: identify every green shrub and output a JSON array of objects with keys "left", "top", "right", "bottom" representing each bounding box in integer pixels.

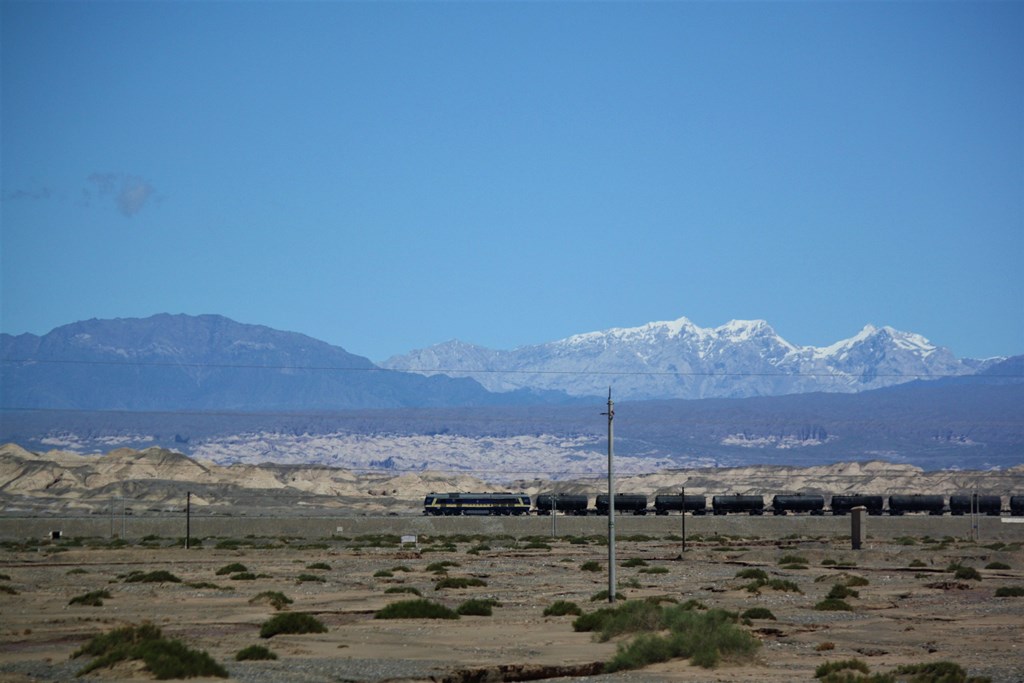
[
  {"left": 954, "top": 566, "right": 982, "bottom": 581},
  {"left": 891, "top": 661, "right": 988, "bottom": 683},
  {"left": 544, "top": 600, "right": 582, "bottom": 617},
  {"left": 815, "top": 598, "right": 853, "bottom": 611},
  {"left": 778, "top": 554, "right": 808, "bottom": 566},
  {"left": 296, "top": 573, "right": 325, "bottom": 583},
  {"left": 815, "top": 659, "right": 871, "bottom": 678},
  {"left": 827, "top": 584, "right": 859, "bottom": 600},
  {"left": 456, "top": 599, "right": 495, "bottom": 616},
  {"left": 235, "top": 644, "right": 277, "bottom": 661},
  {"left": 426, "top": 560, "right": 460, "bottom": 573},
  {"left": 821, "top": 558, "right": 837, "bottom": 566},
  {"left": 391, "top": 565, "right": 412, "bottom": 573},
  {"left": 69, "top": 590, "right": 112, "bottom": 607},
  {"left": 374, "top": 599, "right": 459, "bottom": 620},
  {"left": 580, "top": 560, "right": 601, "bottom": 572},
  {"left": 249, "top": 591, "right": 293, "bottom": 610},
  {"left": 591, "top": 600, "right": 663, "bottom": 642},
  {"left": 434, "top": 577, "right": 487, "bottom": 590},
  {"left": 767, "top": 579, "right": 802, "bottom": 593},
  {"left": 909, "top": 559, "right": 928, "bottom": 568},
  {"left": 385, "top": 586, "right": 423, "bottom": 596},
  {"left": 215, "top": 563, "right": 248, "bottom": 576},
  {"left": 373, "top": 569, "right": 394, "bottom": 578},
  {"left": 741, "top": 607, "right": 776, "bottom": 620},
  {"left": 984, "top": 561, "right": 1010, "bottom": 570},
  {"left": 73, "top": 623, "right": 227, "bottom": 679},
  {"left": 844, "top": 575, "right": 869, "bottom": 587},
  {"left": 125, "top": 570, "right": 181, "bottom": 584},
  {"left": 639, "top": 566, "right": 669, "bottom": 575},
  {"left": 259, "top": 612, "right": 327, "bottom": 638},
  {"left": 621, "top": 558, "right": 648, "bottom": 567},
  {"left": 589, "top": 589, "right": 625, "bottom": 602},
  {"left": 307, "top": 562, "right": 331, "bottom": 571},
  {"left": 67, "top": 568, "right": 88, "bottom": 575},
  {"left": 230, "top": 572, "right": 257, "bottom": 581},
  {"left": 994, "top": 586, "right": 1024, "bottom": 597},
  {"left": 603, "top": 607, "right": 759, "bottom": 671},
  {"left": 522, "top": 541, "right": 551, "bottom": 550}
]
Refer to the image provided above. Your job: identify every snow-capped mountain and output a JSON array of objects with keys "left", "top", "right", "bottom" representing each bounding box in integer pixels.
[{"left": 381, "top": 316, "right": 986, "bottom": 400}]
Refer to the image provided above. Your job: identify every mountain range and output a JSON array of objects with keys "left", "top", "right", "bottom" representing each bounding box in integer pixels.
[
  {"left": 383, "top": 317, "right": 996, "bottom": 400},
  {"left": 1, "top": 314, "right": 1021, "bottom": 472},
  {"left": 0, "top": 314, "right": 566, "bottom": 411},
  {"left": 1, "top": 313, "right": 1006, "bottom": 412}
]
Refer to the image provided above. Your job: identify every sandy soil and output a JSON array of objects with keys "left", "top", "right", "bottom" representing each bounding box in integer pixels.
[{"left": 0, "top": 530, "right": 1022, "bottom": 683}]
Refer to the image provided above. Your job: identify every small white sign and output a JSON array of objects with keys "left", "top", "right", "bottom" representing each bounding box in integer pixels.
[{"left": 401, "top": 534, "right": 417, "bottom": 544}]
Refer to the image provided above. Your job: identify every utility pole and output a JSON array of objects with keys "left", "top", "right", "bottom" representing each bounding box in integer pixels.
[
  {"left": 185, "top": 491, "right": 191, "bottom": 550},
  {"left": 681, "top": 485, "right": 686, "bottom": 555},
  {"left": 602, "top": 388, "right": 616, "bottom": 602}
]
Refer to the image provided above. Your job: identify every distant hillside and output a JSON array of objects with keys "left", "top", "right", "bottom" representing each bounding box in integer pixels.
[
  {"left": 0, "top": 314, "right": 569, "bottom": 411},
  {"left": 2, "top": 444, "right": 1021, "bottom": 516},
  {"left": 3, "top": 357, "right": 1021, "bottom": 473}
]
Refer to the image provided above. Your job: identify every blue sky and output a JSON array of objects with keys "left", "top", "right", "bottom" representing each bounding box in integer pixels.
[{"left": 2, "top": 1, "right": 1021, "bottom": 362}]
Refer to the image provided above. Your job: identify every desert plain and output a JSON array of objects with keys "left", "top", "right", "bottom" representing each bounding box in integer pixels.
[{"left": 1, "top": 514, "right": 1023, "bottom": 683}]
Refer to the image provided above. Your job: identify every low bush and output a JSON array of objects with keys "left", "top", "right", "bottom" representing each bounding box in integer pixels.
[
  {"left": 434, "top": 577, "right": 487, "bottom": 590},
  {"left": 891, "top": 660, "right": 989, "bottom": 683},
  {"left": 736, "top": 568, "right": 769, "bottom": 581},
  {"left": 603, "top": 606, "right": 759, "bottom": 671},
  {"left": 296, "top": 573, "right": 325, "bottom": 583},
  {"left": 826, "top": 584, "right": 859, "bottom": 600},
  {"left": 385, "top": 586, "right": 423, "bottom": 597},
  {"left": 994, "top": 586, "right": 1024, "bottom": 597},
  {"left": 425, "top": 561, "right": 460, "bottom": 573},
  {"left": 954, "top": 566, "right": 982, "bottom": 581},
  {"left": 843, "top": 575, "right": 869, "bottom": 587},
  {"left": 215, "top": 563, "right": 248, "bottom": 576},
  {"left": 230, "top": 572, "right": 257, "bottom": 581},
  {"left": 125, "top": 570, "right": 181, "bottom": 584},
  {"left": 543, "top": 600, "right": 582, "bottom": 617},
  {"left": 235, "top": 644, "right": 277, "bottom": 661},
  {"left": 580, "top": 560, "right": 601, "bottom": 572},
  {"left": 639, "top": 566, "right": 669, "bottom": 575},
  {"left": 589, "top": 589, "right": 625, "bottom": 602},
  {"left": 249, "top": 591, "right": 293, "bottom": 610},
  {"left": 815, "top": 659, "right": 870, "bottom": 678},
  {"left": 767, "top": 579, "right": 802, "bottom": 593},
  {"left": 307, "top": 562, "right": 331, "bottom": 570},
  {"left": 373, "top": 569, "right": 394, "bottom": 578},
  {"left": 740, "top": 607, "right": 776, "bottom": 620},
  {"left": 909, "top": 559, "right": 928, "bottom": 568},
  {"left": 391, "top": 565, "right": 412, "bottom": 573},
  {"left": 374, "top": 599, "right": 459, "bottom": 620},
  {"left": 985, "top": 561, "right": 1010, "bottom": 570},
  {"left": 778, "top": 554, "right": 808, "bottom": 566},
  {"left": 456, "top": 599, "right": 495, "bottom": 616},
  {"left": 621, "top": 558, "right": 647, "bottom": 567},
  {"left": 69, "top": 590, "right": 111, "bottom": 607},
  {"left": 73, "top": 623, "right": 227, "bottom": 679},
  {"left": 816, "top": 641, "right": 836, "bottom": 651},
  {"left": 259, "top": 612, "right": 327, "bottom": 638},
  {"left": 815, "top": 598, "right": 853, "bottom": 611}
]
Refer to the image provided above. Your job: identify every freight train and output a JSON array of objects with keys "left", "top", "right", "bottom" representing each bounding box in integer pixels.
[{"left": 423, "top": 491, "right": 1024, "bottom": 516}]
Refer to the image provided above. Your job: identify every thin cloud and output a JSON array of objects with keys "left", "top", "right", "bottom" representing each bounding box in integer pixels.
[
  {"left": 85, "top": 172, "right": 157, "bottom": 217},
  {"left": 3, "top": 185, "right": 53, "bottom": 201}
]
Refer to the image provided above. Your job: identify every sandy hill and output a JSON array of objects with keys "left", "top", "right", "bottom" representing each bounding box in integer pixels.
[{"left": 1, "top": 443, "right": 1021, "bottom": 515}]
